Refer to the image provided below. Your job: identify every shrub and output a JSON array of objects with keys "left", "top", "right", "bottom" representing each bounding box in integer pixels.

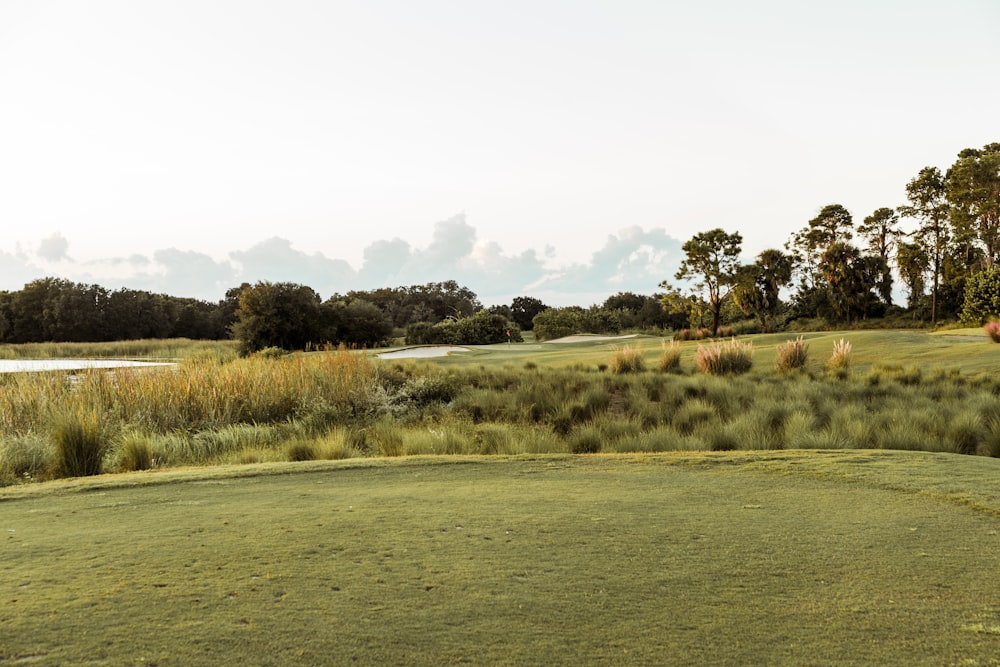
[
  {"left": 775, "top": 336, "right": 808, "bottom": 372},
  {"left": 694, "top": 339, "right": 753, "bottom": 375},
  {"left": 659, "top": 340, "right": 682, "bottom": 373},
  {"left": 51, "top": 409, "right": 107, "bottom": 478},
  {"left": 674, "top": 328, "right": 711, "bottom": 342},
  {"left": 397, "top": 375, "right": 458, "bottom": 407},
  {"left": 827, "top": 338, "right": 852, "bottom": 371},
  {"left": 986, "top": 321, "right": 1000, "bottom": 343}
]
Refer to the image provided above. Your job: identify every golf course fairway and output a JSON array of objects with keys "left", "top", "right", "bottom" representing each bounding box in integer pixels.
[{"left": 3, "top": 451, "right": 1000, "bottom": 665}]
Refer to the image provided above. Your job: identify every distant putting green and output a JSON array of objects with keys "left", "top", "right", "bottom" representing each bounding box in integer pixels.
[{"left": 4, "top": 451, "right": 1000, "bottom": 665}]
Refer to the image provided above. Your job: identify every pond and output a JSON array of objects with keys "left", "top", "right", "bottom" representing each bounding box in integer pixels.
[{"left": 0, "top": 359, "right": 176, "bottom": 374}]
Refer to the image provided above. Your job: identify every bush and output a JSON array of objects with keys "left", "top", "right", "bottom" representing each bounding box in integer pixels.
[
  {"left": 986, "top": 321, "right": 1000, "bottom": 343},
  {"left": 659, "top": 340, "right": 682, "bottom": 373},
  {"left": 611, "top": 344, "right": 645, "bottom": 374},
  {"left": 674, "top": 328, "right": 711, "bottom": 342},
  {"left": 775, "top": 336, "right": 809, "bottom": 372},
  {"left": 51, "top": 409, "right": 107, "bottom": 478},
  {"left": 694, "top": 339, "right": 753, "bottom": 375}
]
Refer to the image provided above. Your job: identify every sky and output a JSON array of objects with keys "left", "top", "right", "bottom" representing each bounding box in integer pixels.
[{"left": 1, "top": 1, "right": 998, "bottom": 307}]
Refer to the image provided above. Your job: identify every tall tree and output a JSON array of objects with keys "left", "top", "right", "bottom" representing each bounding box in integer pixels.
[
  {"left": 232, "top": 281, "right": 326, "bottom": 354},
  {"left": 510, "top": 296, "right": 549, "bottom": 331},
  {"left": 820, "top": 242, "right": 880, "bottom": 322},
  {"left": 946, "top": 143, "right": 1000, "bottom": 269},
  {"left": 895, "top": 241, "right": 929, "bottom": 312},
  {"left": 730, "top": 248, "right": 792, "bottom": 331},
  {"left": 787, "top": 204, "right": 854, "bottom": 291},
  {"left": 898, "top": 166, "right": 950, "bottom": 324},
  {"left": 673, "top": 228, "right": 743, "bottom": 335},
  {"left": 858, "top": 207, "right": 901, "bottom": 305}
]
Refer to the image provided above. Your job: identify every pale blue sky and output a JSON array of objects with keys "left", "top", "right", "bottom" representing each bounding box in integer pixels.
[{"left": 1, "top": 1, "right": 997, "bottom": 306}]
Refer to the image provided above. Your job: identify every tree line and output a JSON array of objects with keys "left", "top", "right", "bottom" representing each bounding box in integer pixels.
[
  {"left": 2, "top": 142, "right": 995, "bottom": 350},
  {"left": 666, "top": 142, "right": 1000, "bottom": 331},
  {"left": 0, "top": 275, "right": 681, "bottom": 353}
]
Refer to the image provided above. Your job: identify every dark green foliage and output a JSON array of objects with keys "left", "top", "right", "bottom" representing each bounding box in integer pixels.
[
  {"left": 510, "top": 296, "right": 549, "bottom": 331},
  {"left": 233, "top": 281, "right": 327, "bottom": 355},
  {"left": 0, "top": 278, "right": 230, "bottom": 344},
  {"left": 960, "top": 267, "right": 1000, "bottom": 324},
  {"left": 398, "top": 376, "right": 458, "bottom": 407},
  {"left": 331, "top": 299, "right": 394, "bottom": 347},
  {"left": 673, "top": 228, "right": 744, "bottom": 335},
  {"left": 405, "top": 310, "right": 522, "bottom": 345},
  {"left": 339, "top": 280, "right": 482, "bottom": 328}
]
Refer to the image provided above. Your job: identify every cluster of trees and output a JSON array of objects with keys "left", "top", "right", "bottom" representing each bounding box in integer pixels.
[
  {"left": 668, "top": 143, "right": 1000, "bottom": 330},
  {"left": 3, "top": 143, "right": 995, "bottom": 349},
  {"left": 234, "top": 282, "right": 679, "bottom": 351},
  {"left": 0, "top": 278, "right": 234, "bottom": 343}
]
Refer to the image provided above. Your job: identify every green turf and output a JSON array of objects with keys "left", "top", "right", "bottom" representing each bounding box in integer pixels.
[
  {"left": 377, "top": 328, "right": 1000, "bottom": 376},
  {"left": 4, "top": 452, "right": 1000, "bottom": 665}
]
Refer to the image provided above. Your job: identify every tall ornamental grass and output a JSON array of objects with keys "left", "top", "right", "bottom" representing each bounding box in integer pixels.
[
  {"left": 610, "top": 344, "right": 645, "bottom": 374},
  {"left": 827, "top": 338, "right": 853, "bottom": 371},
  {"left": 694, "top": 339, "right": 753, "bottom": 375},
  {"left": 775, "top": 336, "right": 809, "bottom": 372},
  {"left": 50, "top": 408, "right": 107, "bottom": 478},
  {"left": 659, "top": 340, "right": 682, "bottom": 373}
]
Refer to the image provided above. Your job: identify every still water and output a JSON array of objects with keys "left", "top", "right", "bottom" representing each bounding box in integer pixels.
[{"left": 0, "top": 359, "right": 175, "bottom": 373}]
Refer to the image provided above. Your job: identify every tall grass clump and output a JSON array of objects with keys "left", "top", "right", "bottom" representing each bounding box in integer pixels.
[
  {"left": 0, "top": 434, "right": 52, "bottom": 483},
  {"left": 659, "top": 340, "right": 682, "bottom": 373},
  {"left": 775, "top": 336, "right": 808, "bottom": 372},
  {"left": 694, "top": 339, "right": 753, "bottom": 376},
  {"left": 985, "top": 321, "right": 1000, "bottom": 343},
  {"left": 610, "top": 344, "right": 645, "bottom": 374},
  {"left": 114, "top": 429, "right": 154, "bottom": 471},
  {"left": 50, "top": 408, "right": 108, "bottom": 478},
  {"left": 827, "top": 338, "right": 853, "bottom": 371}
]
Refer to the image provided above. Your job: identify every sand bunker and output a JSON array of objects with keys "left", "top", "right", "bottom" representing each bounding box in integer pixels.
[{"left": 376, "top": 346, "right": 469, "bottom": 359}]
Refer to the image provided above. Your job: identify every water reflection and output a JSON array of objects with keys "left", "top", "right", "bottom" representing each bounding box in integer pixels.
[{"left": 0, "top": 359, "right": 176, "bottom": 373}]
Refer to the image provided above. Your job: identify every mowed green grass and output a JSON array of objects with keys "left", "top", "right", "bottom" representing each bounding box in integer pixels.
[
  {"left": 5, "top": 451, "right": 1000, "bottom": 665},
  {"left": 387, "top": 328, "right": 1000, "bottom": 376}
]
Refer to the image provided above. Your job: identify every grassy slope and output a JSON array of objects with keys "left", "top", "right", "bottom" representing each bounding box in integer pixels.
[
  {"left": 4, "top": 451, "right": 1000, "bottom": 665},
  {"left": 388, "top": 328, "right": 1000, "bottom": 376}
]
